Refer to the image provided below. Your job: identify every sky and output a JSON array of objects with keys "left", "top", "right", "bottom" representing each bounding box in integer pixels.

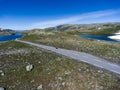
[{"left": 0, "top": 0, "right": 120, "bottom": 30}]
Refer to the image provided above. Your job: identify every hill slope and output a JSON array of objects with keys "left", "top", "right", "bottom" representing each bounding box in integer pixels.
[
  {"left": 0, "top": 29, "right": 16, "bottom": 36},
  {"left": 44, "top": 22, "right": 120, "bottom": 35}
]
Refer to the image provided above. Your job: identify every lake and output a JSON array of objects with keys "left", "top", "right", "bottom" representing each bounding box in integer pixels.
[
  {"left": 77, "top": 34, "right": 119, "bottom": 42},
  {"left": 0, "top": 33, "right": 23, "bottom": 42}
]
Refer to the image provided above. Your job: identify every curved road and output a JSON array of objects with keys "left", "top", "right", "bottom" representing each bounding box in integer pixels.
[{"left": 16, "top": 39, "right": 120, "bottom": 75}]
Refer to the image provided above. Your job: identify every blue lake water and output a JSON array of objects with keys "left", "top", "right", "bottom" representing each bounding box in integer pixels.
[
  {"left": 77, "top": 34, "right": 118, "bottom": 42},
  {"left": 0, "top": 33, "right": 23, "bottom": 42}
]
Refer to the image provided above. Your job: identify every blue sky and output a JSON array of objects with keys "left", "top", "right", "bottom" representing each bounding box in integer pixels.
[{"left": 0, "top": 0, "right": 120, "bottom": 30}]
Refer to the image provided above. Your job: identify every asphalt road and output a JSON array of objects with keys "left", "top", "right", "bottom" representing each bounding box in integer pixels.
[{"left": 16, "top": 39, "right": 120, "bottom": 75}]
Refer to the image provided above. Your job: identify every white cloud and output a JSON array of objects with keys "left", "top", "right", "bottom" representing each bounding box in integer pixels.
[
  {"left": 30, "top": 9, "right": 120, "bottom": 29},
  {"left": 1, "top": 9, "right": 119, "bottom": 30}
]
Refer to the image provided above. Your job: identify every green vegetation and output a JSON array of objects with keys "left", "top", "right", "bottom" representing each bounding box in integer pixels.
[
  {"left": 87, "top": 28, "right": 120, "bottom": 35},
  {"left": 22, "top": 30, "right": 120, "bottom": 64},
  {"left": 67, "top": 28, "right": 119, "bottom": 35},
  {"left": 1, "top": 23, "right": 120, "bottom": 89},
  {"left": 0, "top": 41, "right": 120, "bottom": 90},
  {"left": 45, "top": 23, "right": 120, "bottom": 35}
]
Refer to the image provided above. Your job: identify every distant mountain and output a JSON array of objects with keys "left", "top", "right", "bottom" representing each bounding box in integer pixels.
[
  {"left": 45, "top": 22, "right": 120, "bottom": 32},
  {"left": 0, "top": 28, "right": 16, "bottom": 36},
  {"left": 24, "top": 22, "right": 120, "bottom": 35}
]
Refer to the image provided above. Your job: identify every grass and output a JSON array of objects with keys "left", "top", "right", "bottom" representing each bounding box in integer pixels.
[
  {"left": 22, "top": 31, "right": 120, "bottom": 64},
  {"left": 0, "top": 41, "right": 120, "bottom": 90},
  {"left": 66, "top": 26, "right": 120, "bottom": 35},
  {"left": 88, "top": 28, "right": 120, "bottom": 35}
]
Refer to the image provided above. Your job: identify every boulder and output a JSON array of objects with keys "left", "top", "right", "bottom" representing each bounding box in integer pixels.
[
  {"left": 37, "top": 84, "right": 43, "bottom": 90},
  {"left": 26, "top": 64, "right": 34, "bottom": 71},
  {"left": 0, "top": 87, "right": 5, "bottom": 90}
]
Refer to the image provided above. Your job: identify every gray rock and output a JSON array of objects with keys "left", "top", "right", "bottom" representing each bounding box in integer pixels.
[
  {"left": 58, "top": 77, "right": 62, "bottom": 80},
  {"left": 26, "top": 64, "right": 34, "bottom": 71},
  {"left": 0, "top": 70, "right": 5, "bottom": 76},
  {"left": 0, "top": 87, "right": 5, "bottom": 90},
  {"left": 65, "top": 71, "right": 71, "bottom": 75},
  {"left": 62, "top": 82, "right": 66, "bottom": 86},
  {"left": 1, "top": 73, "right": 5, "bottom": 76},
  {"left": 37, "top": 84, "right": 43, "bottom": 90}
]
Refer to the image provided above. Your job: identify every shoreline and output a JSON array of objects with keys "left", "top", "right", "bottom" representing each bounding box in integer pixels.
[
  {"left": 108, "top": 30, "right": 120, "bottom": 41},
  {"left": 0, "top": 33, "right": 23, "bottom": 42}
]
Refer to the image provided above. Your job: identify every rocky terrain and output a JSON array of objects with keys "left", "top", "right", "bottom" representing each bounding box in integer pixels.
[
  {"left": 22, "top": 28, "right": 120, "bottom": 64},
  {"left": 45, "top": 22, "right": 120, "bottom": 34},
  {"left": 0, "top": 41, "right": 120, "bottom": 90},
  {"left": 1, "top": 22, "right": 120, "bottom": 90}
]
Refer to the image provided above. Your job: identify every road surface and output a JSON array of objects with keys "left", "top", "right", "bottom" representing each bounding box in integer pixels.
[{"left": 16, "top": 39, "right": 120, "bottom": 75}]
